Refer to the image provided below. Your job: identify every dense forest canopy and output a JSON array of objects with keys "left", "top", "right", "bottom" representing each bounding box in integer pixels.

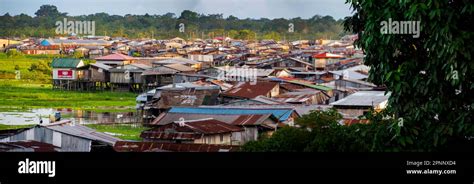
[{"left": 0, "top": 5, "right": 345, "bottom": 40}]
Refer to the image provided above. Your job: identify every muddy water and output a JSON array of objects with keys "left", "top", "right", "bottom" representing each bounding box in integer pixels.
[{"left": 0, "top": 108, "right": 142, "bottom": 125}]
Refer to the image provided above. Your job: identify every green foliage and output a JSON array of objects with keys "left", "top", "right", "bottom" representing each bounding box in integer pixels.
[
  {"left": 344, "top": 0, "right": 474, "bottom": 151},
  {"left": 132, "top": 52, "right": 141, "bottom": 57},
  {"left": 6, "top": 49, "right": 24, "bottom": 58},
  {"left": 0, "top": 124, "right": 35, "bottom": 131},
  {"left": 0, "top": 84, "right": 137, "bottom": 110},
  {"left": 35, "top": 4, "right": 66, "bottom": 17},
  {"left": 73, "top": 51, "right": 84, "bottom": 59},
  {"left": 0, "top": 5, "right": 345, "bottom": 39},
  {"left": 297, "top": 108, "right": 342, "bottom": 130},
  {"left": 262, "top": 31, "right": 282, "bottom": 41},
  {"left": 241, "top": 126, "right": 312, "bottom": 152}
]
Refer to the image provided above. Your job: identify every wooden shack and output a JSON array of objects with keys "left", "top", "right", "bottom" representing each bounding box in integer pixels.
[
  {"left": 89, "top": 63, "right": 112, "bottom": 90},
  {"left": 109, "top": 63, "right": 150, "bottom": 92},
  {"left": 51, "top": 58, "right": 88, "bottom": 90},
  {"left": 0, "top": 121, "right": 121, "bottom": 152}
]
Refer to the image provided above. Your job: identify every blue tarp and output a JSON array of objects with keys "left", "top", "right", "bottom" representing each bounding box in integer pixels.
[
  {"left": 40, "top": 40, "right": 51, "bottom": 46},
  {"left": 169, "top": 107, "right": 294, "bottom": 121}
]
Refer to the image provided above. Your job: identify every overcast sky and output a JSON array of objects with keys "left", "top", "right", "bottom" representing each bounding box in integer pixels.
[{"left": 0, "top": 0, "right": 353, "bottom": 19}]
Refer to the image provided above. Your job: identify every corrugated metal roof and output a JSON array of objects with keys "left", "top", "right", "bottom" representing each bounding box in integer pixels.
[
  {"left": 330, "top": 91, "right": 390, "bottom": 107},
  {"left": 231, "top": 114, "right": 272, "bottom": 126},
  {"left": 168, "top": 106, "right": 294, "bottom": 121},
  {"left": 0, "top": 141, "right": 58, "bottom": 152},
  {"left": 95, "top": 53, "right": 134, "bottom": 60},
  {"left": 342, "top": 118, "right": 370, "bottom": 126},
  {"left": 273, "top": 90, "right": 330, "bottom": 104},
  {"left": 43, "top": 121, "right": 122, "bottom": 145},
  {"left": 150, "top": 112, "right": 279, "bottom": 128},
  {"left": 141, "top": 131, "right": 202, "bottom": 140},
  {"left": 163, "top": 63, "right": 195, "bottom": 72},
  {"left": 143, "top": 118, "right": 243, "bottom": 140},
  {"left": 179, "top": 119, "right": 243, "bottom": 133},
  {"left": 51, "top": 58, "right": 83, "bottom": 68},
  {"left": 329, "top": 70, "right": 368, "bottom": 80},
  {"left": 44, "top": 39, "right": 111, "bottom": 46},
  {"left": 114, "top": 141, "right": 240, "bottom": 152},
  {"left": 90, "top": 63, "right": 113, "bottom": 70},
  {"left": 222, "top": 81, "right": 278, "bottom": 99},
  {"left": 285, "top": 80, "right": 333, "bottom": 91},
  {"left": 142, "top": 67, "right": 178, "bottom": 75}
]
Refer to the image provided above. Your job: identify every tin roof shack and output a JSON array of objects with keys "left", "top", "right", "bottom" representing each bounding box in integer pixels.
[
  {"left": 0, "top": 121, "right": 122, "bottom": 152},
  {"left": 141, "top": 118, "right": 244, "bottom": 145},
  {"left": 89, "top": 63, "right": 112, "bottom": 83},
  {"left": 266, "top": 57, "right": 314, "bottom": 70},
  {"left": 272, "top": 89, "right": 331, "bottom": 105},
  {"left": 153, "top": 58, "right": 202, "bottom": 70},
  {"left": 51, "top": 58, "right": 88, "bottom": 90},
  {"left": 95, "top": 53, "right": 135, "bottom": 67},
  {"left": 155, "top": 84, "right": 220, "bottom": 109},
  {"left": 114, "top": 141, "right": 240, "bottom": 152},
  {"left": 150, "top": 106, "right": 298, "bottom": 143},
  {"left": 109, "top": 63, "right": 151, "bottom": 92},
  {"left": 0, "top": 141, "right": 58, "bottom": 152},
  {"left": 41, "top": 39, "right": 112, "bottom": 47},
  {"left": 75, "top": 46, "right": 108, "bottom": 59},
  {"left": 330, "top": 91, "right": 390, "bottom": 118},
  {"left": 312, "top": 52, "right": 344, "bottom": 71},
  {"left": 221, "top": 81, "right": 280, "bottom": 103},
  {"left": 142, "top": 82, "right": 220, "bottom": 123},
  {"left": 21, "top": 45, "right": 61, "bottom": 55},
  {"left": 142, "top": 67, "right": 179, "bottom": 89}
]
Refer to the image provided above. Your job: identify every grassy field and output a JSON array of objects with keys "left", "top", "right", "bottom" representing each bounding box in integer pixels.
[
  {"left": 0, "top": 52, "right": 137, "bottom": 110},
  {"left": 0, "top": 124, "right": 35, "bottom": 130},
  {"left": 0, "top": 82, "right": 137, "bottom": 110},
  {"left": 0, "top": 53, "right": 145, "bottom": 138},
  {"left": 85, "top": 124, "right": 148, "bottom": 141}
]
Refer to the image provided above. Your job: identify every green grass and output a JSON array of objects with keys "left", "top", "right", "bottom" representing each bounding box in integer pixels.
[
  {"left": 0, "top": 81, "right": 137, "bottom": 111},
  {"left": 0, "top": 53, "right": 137, "bottom": 111},
  {"left": 0, "top": 124, "right": 35, "bottom": 130},
  {"left": 85, "top": 124, "right": 148, "bottom": 141}
]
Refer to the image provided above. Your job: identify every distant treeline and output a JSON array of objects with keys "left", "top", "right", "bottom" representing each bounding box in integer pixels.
[{"left": 0, "top": 5, "right": 346, "bottom": 40}]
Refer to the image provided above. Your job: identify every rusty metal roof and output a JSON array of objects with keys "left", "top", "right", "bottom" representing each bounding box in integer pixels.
[
  {"left": 150, "top": 112, "right": 278, "bottom": 128},
  {"left": 181, "top": 119, "right": 243, "bottom": 134},
  {"left": 231, "top": 114, "right": 272, "bottom": 126},
  {"left": 141, "top": 131, "right": 202, "bottom": 140},
  {"left": 280, "top": 83, "right": 307, "bottom": 91},
  {"left": 95, "top": 53, "right": 134, "bottom": 61},
  {"left": 273, "top": 90, "right": 330, "bottom": 104},
  {"left": 114, "top": 141, "right": 240, "bottom": 152},
  {"left": 43, "top": 121, "right": 122, "bottom": 146},
  {"left": 144, "top": 118, "right": 243, "bottom": 140},
  {"left": 0, "top": 141, "right": 58, "bottom": 152},
  {"left": 222, "top": 81, "right": 278, "bottom": 99},
  {"left": 342, "top": 119, "right": 370, "bottom": 126}
]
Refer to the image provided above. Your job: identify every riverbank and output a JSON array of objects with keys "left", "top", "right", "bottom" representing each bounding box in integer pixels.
[{"left": 0, "top": 80, "right": 137, "bottom": 111}]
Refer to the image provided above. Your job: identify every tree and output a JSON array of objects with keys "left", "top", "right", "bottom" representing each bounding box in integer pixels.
[
  {"left": 344, "top": 0, "right": 474, "bottom": 151},
  {"left": 262, "top": 31, "right": 281, "bottom": 41},
  {"left": 241, "top": 126, "right": 312, "bottom": 152},
  {"left": 34, "top": 5, "right": 65, "bottom": 17},
  {"left": 6, "top": 49, "right": 23, "bottom": 58},
  {"left": 178, "top": 10, "right": 199, "bottom": 21}
]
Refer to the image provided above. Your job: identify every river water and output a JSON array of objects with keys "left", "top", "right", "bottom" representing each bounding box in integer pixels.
[{"left": 0, "top": 108, "right": 142, "bottom": 125}]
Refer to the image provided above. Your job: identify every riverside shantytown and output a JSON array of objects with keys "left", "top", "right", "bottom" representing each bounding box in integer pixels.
[{"left": 1, "top": 33, "right": 391, "bottom": 152}]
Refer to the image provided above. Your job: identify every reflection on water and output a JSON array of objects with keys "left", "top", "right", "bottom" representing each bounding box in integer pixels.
[{"left": 0, "top": 108, "right": 141, "bottom": 125}]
